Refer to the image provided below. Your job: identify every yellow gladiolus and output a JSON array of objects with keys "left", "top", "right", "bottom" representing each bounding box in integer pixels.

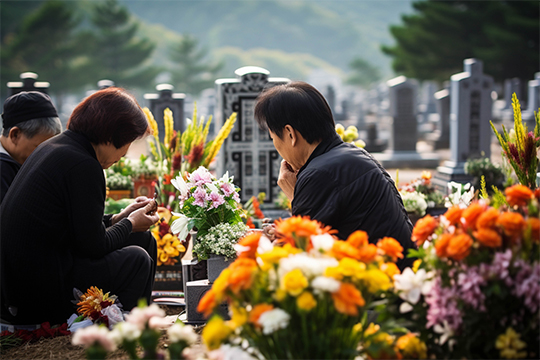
[
  {"left": 296, "top": 291, "right": 317, "bottom": 311},
  {"left": 202, "top": 315, "right": 232, "bottom": 350},
  {"left": 281, "top": 269, "right": 308, "bottom": 296}
]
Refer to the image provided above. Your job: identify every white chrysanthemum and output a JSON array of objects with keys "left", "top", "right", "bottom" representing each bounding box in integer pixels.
[
  {"left": 258, "top": 308, "right": 290, "bottom": 335},
  {"left": 72, "top": 324, "right": 117, "bottom": 352},
  {"left": 278, "top": 253, "right": 338, "bottom": 279},
  {"left": 256, "top": 234, "right": 274, "bottom": 254},
  {"left": 311, "top": 276, "right": 341, "bottom": 294},
  {"left": 393, "top": 268, "right": 433, "bottom": 305},
  {"left": 167, "top": 323, "right": 198, "bottom": 344},
  {"left": 310, "top": 234, "right": 334, "bottom": 253}
]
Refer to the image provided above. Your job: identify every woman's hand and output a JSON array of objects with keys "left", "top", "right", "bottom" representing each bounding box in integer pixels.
[
  {"left": 127, "top": 201, "right": 160, "bottom": 232},
  {"left": 111, "top": 196, "right": 156, "bottom": 225},
  {"left": 277, "top": 160, "right": 297, "bottom": 201}
]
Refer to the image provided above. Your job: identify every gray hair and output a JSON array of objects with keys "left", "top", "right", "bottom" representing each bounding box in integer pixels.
[{"left": 2, "top": 117, "right": 62, "bottom": 138}]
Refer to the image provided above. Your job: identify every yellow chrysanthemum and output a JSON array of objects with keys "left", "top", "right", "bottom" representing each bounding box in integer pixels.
[
  {"left": 296, "top": 291, "right": 317, "bottom": 311},
  {"left": 496, "top": 327, "right": 528, "bottom": 359},
  {"left": 358, "top": 268, "right": 391, "bottom": 293},
  {"left": 202, "top": 315, "right": 232, "bottom": 350},
  {"left": 337, "top": 257, "right": 366, "bottom": 278},
  {"left": 281, "top": 269, "right": 308, "bottom": 296},
  {"left": 396, "top": 333, "right": 428, "bottom": 359}
]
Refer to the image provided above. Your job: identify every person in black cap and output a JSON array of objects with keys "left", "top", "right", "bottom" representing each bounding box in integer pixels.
[{"left": 0, "top": 91, "right": 62, "bottom": 203}]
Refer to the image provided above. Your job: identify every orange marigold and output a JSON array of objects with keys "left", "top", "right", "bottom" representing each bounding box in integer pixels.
[
  {"left": 347, "top": 230, "right": 369, "bottom": 248},
  {"left": 411, "top": 215, "right": 438, "bottom": 246},
  {"left": 332, "top": 241, "right": 361, "bottom": 260},
  {"left": 435, "top": 233, "right": 452, "bottom": 258},
  {"left": 526, "top": 218, "right": 540, "bottom": 243},
  {"left": 331, "top": 283, "right": 365, "bottom": 316},
  {"left": 377, "top": 237, "right": 404, "bottom": 262},
  {"left": 446, "top": 233, "right": 473, "bottom": 261},
  {"left": 237, "top": 232, "right": 262, "bottom": 259},
  {"left": 197, "top": 289, "right": 218, "bottom": 317},
  {"left": 227, "top": 258, "right": 257, "bottom": 294},
  {"left": 473, "top": 228, "right": 502, "bottom": 248},
  {"left": 497, "top": 212, "right": 526, "bottom": 240},
  {"left": 461, "top": 202, "right": 486, "bottom": 230},
  {"left": 248, "top": 304, "right": 274, "bottom": 326},
  {"left": 444, "top": 206, "right": 463, "bottom": 226},
  {"left": 275, "top": 216, "right": 336, "bottom": 248},
  {"left": 358, "top": 244, "right": 378, "bottom": 264},
  {"left": 476, "top": 207, "right": 500, "bottom": 230},
  {"left": 505, "top": 184, "right": 534, "bottom": 207}
]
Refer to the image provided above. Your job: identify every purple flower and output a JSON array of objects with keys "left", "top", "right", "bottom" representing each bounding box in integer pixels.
[
  {"left": 220, "top": 182, "right": 235, "bottom": 196},
  {"left": 192, "top": 186, "right": 208, "bottom": 207},
  {"left": 457, "top": 266, "right": 486, "bottom": 311},
  {"left": 512, "top": 260, "right": 540, "bottom": 313},
  {"left": 425, "top": 277, "right": 462, "bottom": 331},
  {"left": 188, "top": 166, "right": 213, "bottom": 187},
  {"left": 481, "top": 249, "right": 513, "bottom": 286},
  {"left": 208, "top": 191, "right": 225, "bottom": 210}
]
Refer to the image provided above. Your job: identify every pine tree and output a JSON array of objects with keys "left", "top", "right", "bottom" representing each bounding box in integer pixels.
[
  {"left": 382, "top": 0, "right": 539, "bottom": 83},
  {"left": 346, "top": 57, "right": 381, "bottom": 87},
  {"left": 169, "top": 34, "right": 224, "bottom": 95},
  {"left": 87, "top": 0, "right": 160, "bottom": 88}
]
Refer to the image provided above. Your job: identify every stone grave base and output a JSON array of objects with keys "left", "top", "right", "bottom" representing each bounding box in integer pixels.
[
  {"left": 184, "top": 279, "right": 229, "bottom": 324},
  {"left": 372, "top": 151, "right": 440, "bottom": 169},
  {"left": 432, "top": 161, "right": 474, "bottom": 194}
]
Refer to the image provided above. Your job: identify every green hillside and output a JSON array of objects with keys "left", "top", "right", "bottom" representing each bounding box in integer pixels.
[{"left": 121, "top": 0, "right": 414, "bottom": 80}]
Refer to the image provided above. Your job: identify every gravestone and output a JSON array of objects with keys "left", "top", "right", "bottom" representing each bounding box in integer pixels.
[
  {"left": 432, "top": 88, "right": 451, "bottom": 149},
  {"left": 418, "top": 81, "right": 438, "bottom": 137},
  {"left": 522, "top": 74, "right": 540, "bottom": 129},
  {"left": 502, "top": 78, "right": 522, "bottom": 110},
  {"left": 372, "top": 76, "right": 439, "bottom": 168},
  {"left": 434, "top": 58, "right": 494, "bottom": 192},
  {"left": 144, "top": 84, "right": 186, "bottom": 142},
  {"left": 215, "top": 66, "right": 290, "bottom": 210},
  {"left": 6, "top": 72, "right": 50, "bottom": 96}
]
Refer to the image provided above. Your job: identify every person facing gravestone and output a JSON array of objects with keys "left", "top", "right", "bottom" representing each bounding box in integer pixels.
[
  {"left": 254, "top": 81, "right": 416, "bottom": 271},
  {"left": 0, "top": 91, "right": 62, "bottom": 203}
]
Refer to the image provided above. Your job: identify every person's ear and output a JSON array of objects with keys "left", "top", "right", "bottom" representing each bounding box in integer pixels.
[
  {"left": 8, "top": 127, "right": 21, "bottom": 145},
  {"left": 284, "top": 125, "right": 297, "bottom": 146}
]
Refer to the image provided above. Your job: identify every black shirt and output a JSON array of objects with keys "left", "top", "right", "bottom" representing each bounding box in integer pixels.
[{"left": 292, "top": 133, "right": 416, "bottom": 269}]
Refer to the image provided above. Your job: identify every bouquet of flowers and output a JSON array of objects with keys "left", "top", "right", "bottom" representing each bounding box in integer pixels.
[
  {"left": 170, "top": 166, "right": 244, "bottom": 241},
  {"left": 391, "top": 184, "right": 540, "bottom": 359},
  {"left": 151, "top": 208, "right": 187, "bottom": 266},
  {"left": 193, "top": 222, "right": 249, "bottom": 260},
  {"left": 198, "top": 215, "right": 427, "bottom": 359},
  {"left": 72, "top": 300, "right": 198, "bottom": 360},
  {"left": 491, "top": 93, "right": 539, "bottom": 189},
  {"left": 70, "top": 287, "right": 124, "bottom": 331},
  {"left": 398, "top": 171, "right": 445, "bottom": 216}
]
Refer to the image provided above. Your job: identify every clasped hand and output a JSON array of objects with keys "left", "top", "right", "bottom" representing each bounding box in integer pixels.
[{"left": 111, "top": 196, "right": 160, "bottom": 232}]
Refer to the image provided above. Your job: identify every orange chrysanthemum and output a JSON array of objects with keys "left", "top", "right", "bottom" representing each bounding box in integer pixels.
[
  {"left": 434, "top": 233, "right": 452, "bottom": 258},
  {"left": 357, "top": 244, "right": 378, "bottom": 264},
  {"left": 227, "top": 258, "right": 257, "bottom": 294},
  {"left": 237, "top": 232, "right": 262, "bottom": 259},
  {"left": 332, "top": 241, "right": 361, "bottom": 260},
  {"left": 275, "top": 215, "right": 336, "bottom": 248},
  {"left": 347, "top": 230, "right": 369, "bottom": 248},
  {"left": 446, "top": 233, "right": 473, "bottom": 261},
  {"left": 505, "top": 185, "right": 534, "bottom": 207},
  {"left": 473, "top": 228, "right": 502, "bottom": 248},
  {"left": 461, "top": 202, "right": 486, "bottom": 230},
  {"left": 331, "top": 283, "right": 365, "bottom": 316},
  {"left": 248, "top": 304, "right": 274, "bottom": 326},
  {"left": 444, "top": 206, "right": 463, "bottom": 226},
  {"left": 476, "top": 207, "right": 500, "bottom": 230},
  {"left": 377, "top": 237, "right": 404, "bottom": 262},
  {"left": 497, "top": 212, "right": 526, "bottom": 241},
  {"left": 197, "top": 289, "right": 219, "bottom": 317},
  {"left": 380, "top": 262, "right": 400, "bottom": 279},
  {"left": 77, "top": 286, "right": 117, "bottom": 320},
  {"left": 526, "top": 218, "right": 540, "bottom": 243},
  {"left": 411, "top": 215, "right": 438, "bottom": 246}
]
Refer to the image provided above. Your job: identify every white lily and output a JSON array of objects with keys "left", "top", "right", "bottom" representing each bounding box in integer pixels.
[
  {"left": 170, "top": 212, "right": 190, "bottom": 240},
  {"left": 393, "top": 268, "right": 433, "bottom": 304},
  {"left": 433, "top": 321, "right": 456, "bottom": 350},
  {"left": 220, "top": 171, "right": 234, "bottom": 184},
  {"left": 171, "top": 175, "right": 189, "bottom": 198},
  {"left": 206, "top": 182, "right": 220, "bottom": 194}
]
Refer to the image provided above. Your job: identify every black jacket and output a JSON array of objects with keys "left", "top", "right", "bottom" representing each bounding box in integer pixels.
[
  {"left": 292, "top": 133, "right": 416, "bottom": 269},
  {"left": 0, "top": 151, "right": 21, "bottom": 204}
]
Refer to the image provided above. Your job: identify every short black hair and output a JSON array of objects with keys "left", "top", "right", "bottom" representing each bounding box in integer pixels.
[{"left": 254, "top": 81, "right": 335, "bottom": 144}]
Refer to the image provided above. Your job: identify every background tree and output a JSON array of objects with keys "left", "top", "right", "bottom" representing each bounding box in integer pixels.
[
  {"left": 346, "top": 57, "right": 381, "bottom": 87},
  {"left": 0, "top": 0, "right": 93, "bottom": 105},
  {"left": 87, "top": 0, "right": 160, "bottom": 89},
  {"left": 382, "top": 0, "right": 539, "bottom": 84},
  {"left": 169, "top": 34, "right": 224, "bottom": 95}
]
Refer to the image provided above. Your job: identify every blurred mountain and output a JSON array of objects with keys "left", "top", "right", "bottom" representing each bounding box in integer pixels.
[{"left": 120, "top": 0, "right": 414, "bottom": 80}]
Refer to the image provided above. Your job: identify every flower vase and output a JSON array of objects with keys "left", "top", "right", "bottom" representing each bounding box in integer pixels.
[
  {"left": 133, "top": 176, "right": 155, "bottom": 197},
  {"left": 207, "top": 254, "right": 235, "bottom": 283}
]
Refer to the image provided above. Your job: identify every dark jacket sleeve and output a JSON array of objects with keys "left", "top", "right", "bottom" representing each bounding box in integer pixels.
[
  {"left": 65, "top": 159, "right": 132, "bottom": 258},
  {"left": 0, "top": 157, "right": 20, "bottom": 204}
]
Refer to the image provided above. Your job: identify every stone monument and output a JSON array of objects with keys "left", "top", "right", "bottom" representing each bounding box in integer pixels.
[
  {"left": 144, "top": 84, "right": 186, "bottom": 142},
  {"left": 522, "top": 73, "right": 540, "bottom": 129},
  {"left": 6, "top": 72, "right": 50, "bottom": 96},
  {"left": 434, "top": 58, "right": 494, "bottom": 192}
]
